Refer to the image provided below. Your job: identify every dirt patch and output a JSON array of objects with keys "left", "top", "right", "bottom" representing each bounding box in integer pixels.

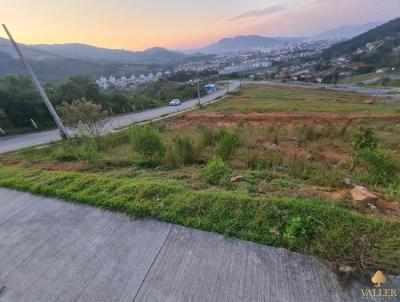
[
  {"left": 380, "top": 201, "right": 400, "bottom": 217},
  {"left": 2, "top": 159, "right": 24, "bottom": 166}
]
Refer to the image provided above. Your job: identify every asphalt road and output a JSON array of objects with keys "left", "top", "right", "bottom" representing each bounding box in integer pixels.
[
  {"left": 2, "top": 188, "right": 397, "bottom": 302},
  {"left": 0, "top": 81, "right": 240, "bottom": 154}
]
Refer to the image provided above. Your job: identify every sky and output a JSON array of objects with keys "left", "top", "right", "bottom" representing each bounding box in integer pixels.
[{"left": 2, "top": 0, "right": 400, "bottom": 51}]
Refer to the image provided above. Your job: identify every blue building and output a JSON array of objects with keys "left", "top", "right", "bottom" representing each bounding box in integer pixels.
[{"left": 204, "top": 84, "right": 217, "bottom": 94}]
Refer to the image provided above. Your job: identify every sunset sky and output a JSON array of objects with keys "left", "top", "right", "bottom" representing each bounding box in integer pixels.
[{"left": 2, "top": 0, "right": 400, "bottom": 51}]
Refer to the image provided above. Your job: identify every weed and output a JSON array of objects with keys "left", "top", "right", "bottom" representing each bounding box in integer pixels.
[{"left": 351, "top": 127, "right": 378, "bottom": 152}]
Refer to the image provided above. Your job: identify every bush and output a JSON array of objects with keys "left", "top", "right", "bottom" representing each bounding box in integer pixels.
[
  {"left": 351, "top": 127, "right": 378, "bottom": 152},
  {"left": 201, "top": 157, "right": 230, "bottom": 184},
  {"left": 172, "top": 135, "right": 196, "bottom": 164},
  {"left": 216, "top": 129, "right": 239, "bottom": 160},
  {"left": 130, "top": 126, "right": 165, "bottom": 163}
]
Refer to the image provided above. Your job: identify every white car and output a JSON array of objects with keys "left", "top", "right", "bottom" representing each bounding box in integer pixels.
[{"left": 169, "top": 99, "right": 181, "bottom": 106}]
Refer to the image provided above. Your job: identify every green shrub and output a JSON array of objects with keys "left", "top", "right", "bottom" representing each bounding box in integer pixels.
[
  {"left": 130, "top": 126, "right": 165, "bottom": 163},
  {"left": 201, "top": 157, "right": 230, "bottom": 184},
  {"left": 216, "top": 129, "right": 239, "bottom": 160},
  {"left": 283, "top": 216, "right": 303, "bottom": 247},
  {"left": 351, "top": 127, "right": 378, "bottom": 152},
  {"left": 172, "top": 135, "right": 197, "bottom": 164}
]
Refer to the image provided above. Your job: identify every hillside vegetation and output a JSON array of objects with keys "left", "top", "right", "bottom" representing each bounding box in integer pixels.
[
  {"left": 323, "top": 17, "right": 400, "bottom": 67},
  {"left": 1, "top": 84, "right": 399, "bottom": 276}
]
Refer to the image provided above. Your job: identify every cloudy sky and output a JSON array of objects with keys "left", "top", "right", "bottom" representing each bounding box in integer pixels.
[{"left": 2, "top": 0, "right": 400, "bottom": 50}]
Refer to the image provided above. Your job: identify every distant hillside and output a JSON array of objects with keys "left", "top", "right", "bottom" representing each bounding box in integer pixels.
[
  {"left": 322, "top": 17, "right": 400, "bottom": 67},
  {"left": 312, "top": 21, "right": 383, "bottom": 40},
  {"left": 193, "top": 35, "right": 303, "bottom": 54},
  {"left": 0, "top": 38, "right": 193, "bottom": 65},
  {"left": 0, "top": 52, "right": 24, "bottom": 76}
]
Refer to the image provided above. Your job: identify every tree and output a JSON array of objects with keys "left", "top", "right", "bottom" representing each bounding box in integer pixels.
[
  {"left": 57, "top": 98, "right": 109, "bottom": 138},
  {"left": 52, "top": 76, "right": 103, "bottom": 105},
  {"left": 0, "top": 76, "right": 51, "bottom": 128},
  {"left": 371, "top": 271, "right": 386, "bottom": 287}
]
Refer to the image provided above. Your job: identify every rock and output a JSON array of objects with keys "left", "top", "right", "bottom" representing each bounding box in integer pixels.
[
  {"left": 262, "top": 142, "right": 279, "bottom": 151},
  {"left": 351, "top": 186, "right": 378, "bottom": 203},
  {"left": 364, "top": 100, "right": 375, "bottom": 104},
  {"left": 343, "top": 178, "right": 356, "bottom": 188},
  {"left": 231, "top": 175, "right": 245, "bottom": 182},
  {"left": 368, "top": 203, "right": 377, "bottom": 210}
]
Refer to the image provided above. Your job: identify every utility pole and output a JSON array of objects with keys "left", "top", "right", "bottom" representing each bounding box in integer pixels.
[{"left": 2, "top": 24, "right": 69, "bottom": 138}]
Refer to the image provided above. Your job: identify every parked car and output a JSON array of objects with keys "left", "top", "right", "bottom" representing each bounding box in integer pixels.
[{"left": 169, "top": 99, "right": 181, "bottom": 106}]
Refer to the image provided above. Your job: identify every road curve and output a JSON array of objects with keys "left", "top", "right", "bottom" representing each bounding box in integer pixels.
[{"left": 0, "top": 81, "right": 240, "bottom": 154}]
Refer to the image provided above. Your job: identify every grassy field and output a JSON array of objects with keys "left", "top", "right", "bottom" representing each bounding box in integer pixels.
[
  {"left": 205, "top": 84, "right": 400, "bottom": 114},
  {"left": 1, "top": 84, "right": 399, "bottom": 276}
]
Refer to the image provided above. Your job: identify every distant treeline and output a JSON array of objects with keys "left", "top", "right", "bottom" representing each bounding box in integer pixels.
[{"left": 0, "top": 75, "right": 208, "bottom": 134}]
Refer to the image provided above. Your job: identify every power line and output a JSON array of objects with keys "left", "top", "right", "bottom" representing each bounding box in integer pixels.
[
  {"left": 0, "top": 42, "right": 144, "bottom": 68},
  {"left": 0, "top": 43, "right": 103, "bottom": 67}
]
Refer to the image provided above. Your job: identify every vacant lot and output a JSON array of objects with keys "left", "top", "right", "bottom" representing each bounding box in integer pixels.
[
  {"left": 1, "top": 84, "right": 399, "bottom": 276},
  {"left": 205, "top": 84, "right": 400, "bottom": 114}
]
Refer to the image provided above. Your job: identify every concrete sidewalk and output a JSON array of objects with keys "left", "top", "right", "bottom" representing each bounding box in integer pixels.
[{"left": 0, "top": 188, "right": 398, "bottom": 301}]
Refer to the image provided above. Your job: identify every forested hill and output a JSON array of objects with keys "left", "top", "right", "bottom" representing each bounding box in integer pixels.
[{"left": 321, "top": 17, "right": 400, "bottom": 68}]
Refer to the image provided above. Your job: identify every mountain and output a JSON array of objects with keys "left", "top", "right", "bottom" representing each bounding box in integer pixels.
[
  {"left": 312, "top": 21, "right": 383, "bottom": 40},
  {"left": 0, "top": 51, "right": 24, "bottom": 76},
  {"left": 0, "top": 37, "right": 191, "bottom": 65},
  {"left": 192, "top": 35, "right": 303, "bottom": 54},
  {"left": 322, "top": 17, "right": 400, "bottom": 66}
]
